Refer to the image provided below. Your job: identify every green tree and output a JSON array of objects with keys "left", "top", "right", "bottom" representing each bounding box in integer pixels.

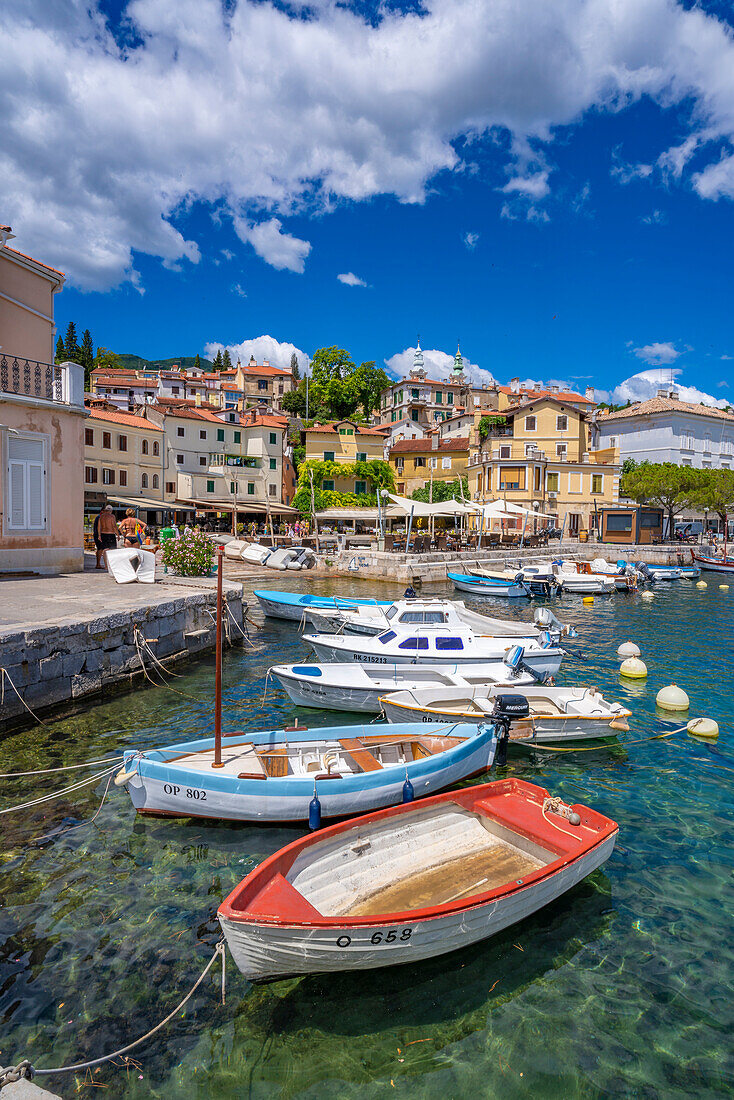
[
  {"left": 222, "top": 349, "right": 233, "bottom": 371},
  {"left": 310, "top": 346, "right": 355, "bottom": 385},
  {"left": 55, "top": 335, "right": 65, "bottom": 363},
  {"left": 691, "top": 468, "right": 734, "bottom": 531},
  {"left": 79, "top": 329, "right": 95, "bottom": 387},
  {"left": 212, "top": 349, "right": 223, "bottom": 371},
  {"left": 193, "top": 354, "right": 201, "bottom": 371},
  {"left": 621, "top": 458, "right": 638, "bottom": 475},
  {"left": 281, "top": 382, "right": 308, "bottom": 418},
  {"left": 621, "top": 462, "right": 704, "bottom": 537},
  {"left": 63, "top": 322, "right": 81, "bottom": 363},
  {"left": 94, "top": 347, "right": 122, "bottom": 371},
  {"left": 352, "top": 361, "right": 391, "bottom": 419},
  {"left": 411, "top": 476, "right": 469, "bottom": 504},
  {"left": 290, "top": 352, "right": 301, "bottom": 380}
]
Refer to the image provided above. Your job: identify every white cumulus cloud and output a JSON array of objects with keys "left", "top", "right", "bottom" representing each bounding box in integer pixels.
[
  {"left": 462, "top": 231, "right": 480, "bottom": 250},
  {"left": 337, "top": 272, "right": 367, "bottom": 286},
  {"left": 4, "top": 0, "right": 734, "bottom": 289},
  {"left": 632, "top": 342, "right": 684, "bottom": 366},
  {"left": 204, "top": 335, "right": 310, "bottom": 373},
  {"left": 599, "top": 368, "right": 728, "bottom": 409},
  {"left": 385, "top": 346, "right": 497, "bottom": 388}
]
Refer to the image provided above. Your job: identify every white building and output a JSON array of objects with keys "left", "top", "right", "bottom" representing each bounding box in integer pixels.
[{"left": 594, "top": 389, "right": 734, "bottom": 470}]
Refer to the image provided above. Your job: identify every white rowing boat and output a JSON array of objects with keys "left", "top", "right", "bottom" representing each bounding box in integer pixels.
[
  {"left": 218, "top": 778, "right": 619, "bottom": 980},
  {"left": 380, "top": 683, "right": 631, "bottom": 743}
]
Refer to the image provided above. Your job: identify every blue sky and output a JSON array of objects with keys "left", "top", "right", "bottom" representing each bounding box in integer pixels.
[{"left": 4, "top": 0, "right": 734, "bottom": 405}]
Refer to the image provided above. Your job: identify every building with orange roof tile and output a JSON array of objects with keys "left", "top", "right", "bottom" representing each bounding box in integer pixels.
[
  {"left": 84, "top": 406, "right": 166, "bottom": 520},
  {"left": 389, "top": 434, "right": 471, "bottom": 497}
]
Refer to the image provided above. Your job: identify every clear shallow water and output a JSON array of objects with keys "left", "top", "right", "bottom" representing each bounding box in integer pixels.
[{"left": 1, "top": 577, "right": 733, "bottom": 1098}]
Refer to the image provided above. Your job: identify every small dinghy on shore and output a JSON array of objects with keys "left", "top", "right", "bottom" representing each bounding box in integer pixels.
[
  {"left": 380, "top": 684, "right": 631, "bottom": 743},
  {"left": 119, "top": 719, "right": 503, "bottom": 822},
  {"left": 218, "top": 777, "right": 619, "bottom": 980},
  {"left": 270, "top": 661, "right": 535, "bottom": 713}
]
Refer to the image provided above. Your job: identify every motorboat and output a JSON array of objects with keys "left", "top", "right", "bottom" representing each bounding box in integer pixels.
[
  {"left": 448, "top": 571, "right": 530, "bottom": 598},
  {"left": 255, "top": 589, "right": 393, "bottom": 623},
  {"left": 552, "top": 564, "right": 616, "bottom": 595},
  {"left": 637, "top": 562, "right": 682, "bottom": 581},
  {"left": 380, "top": 683, "right": 631, "bottom": 743},
  {"left": 119, "top": 720, "right": 501, "bottom": 823},
  {"left": 270, "top": 661, "right": 535, "bottom": 714},
  {"left": 218, "top": 777, "right": 619, "bottom": 980},
  {"left": 465, "top": 564, "right": 558, "bottom": 596},
  {"left": 303, "top": 623, "right": 564, "bottom": 681},
  {"left": 559, "top": 559, "right": 637, "bottom": 592},
  {"left": 298, "top": 598, "right": 572, "bottom": 643}
]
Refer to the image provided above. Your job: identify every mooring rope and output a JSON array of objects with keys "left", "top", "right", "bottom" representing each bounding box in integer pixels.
[
  {"left": 0, "top": 756, "right": 121, "bottom": 779},
  {"left": 32, "top": 768, "right": 118, "bottom": 844},
  {"left": 0, "top": 767, "right": 117, "bottom": 815},
  {"left": 0, "top": 940, "right": 226, "bottom": 1090},
  {"left": 0, "top": 668, "right": 50, "bottom": 726},
  {"left": 526, "top": 729, "right": 680, "bottom": 753},
  {"left": 133, "top": 630, "right": 210, "bottom": 705}
]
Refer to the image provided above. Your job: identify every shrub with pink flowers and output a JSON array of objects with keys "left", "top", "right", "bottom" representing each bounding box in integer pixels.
[{"left": 161, "top": 528, "right": 214, "bottom": 576}]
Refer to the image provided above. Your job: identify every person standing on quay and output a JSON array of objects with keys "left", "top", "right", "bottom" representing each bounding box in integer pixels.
[
  {"left": 95, "top": 504, "right": 120, "bottom": 569},
  {"left": 119, "top": 508, "right": 147, "bottom": 547}
]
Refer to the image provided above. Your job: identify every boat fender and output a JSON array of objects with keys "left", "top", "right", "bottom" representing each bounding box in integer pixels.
[
  {"left": 402, "top": 772, "right": 415, "bottom": 803},
  {"left": 114, "top": 767, "right": 137, "bottom": 787},
  {"left": 308, "top": 788, "right": 322, "bottom": 831}
]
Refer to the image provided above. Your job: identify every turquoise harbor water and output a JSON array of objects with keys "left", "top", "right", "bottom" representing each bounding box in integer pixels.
[{"left": 1, "top": 577, "right": 733, "bottom": 1098}]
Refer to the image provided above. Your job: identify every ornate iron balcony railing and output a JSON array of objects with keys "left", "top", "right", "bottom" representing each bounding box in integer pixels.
[{"left": 0, "top": 354, "right": 68, "bottom": 404}]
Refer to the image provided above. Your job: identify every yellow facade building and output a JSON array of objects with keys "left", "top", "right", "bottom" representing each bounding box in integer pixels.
[
  {"left": 303, "top": 420, "right": 389, "bottom": 494},
  {"left": 389, "top": 436, "right": 470, "bottom": 497},
  {"left": 466, "top": 396, "right": 620, "bottom": 536}
]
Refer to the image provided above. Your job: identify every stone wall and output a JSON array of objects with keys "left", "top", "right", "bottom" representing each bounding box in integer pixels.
[{"left": 0, "top": 587, "right": 245, "bottom": 728}]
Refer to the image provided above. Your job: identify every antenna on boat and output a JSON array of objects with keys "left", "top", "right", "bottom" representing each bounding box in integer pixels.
[{"left": 212, "top": 546, "right": 224, "bottom": 769}]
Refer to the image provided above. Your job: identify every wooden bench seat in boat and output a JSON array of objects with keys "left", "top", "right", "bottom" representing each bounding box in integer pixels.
[
  {"left": 256, "top": 746, "right": 289, "bottom": 777},
  {"left": 338, "top": 738, "right": 383, "bottom": 772}
]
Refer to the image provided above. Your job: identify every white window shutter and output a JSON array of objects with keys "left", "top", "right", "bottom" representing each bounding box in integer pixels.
[
  {"left": 27, "top": 463, "right": 45, "bottom": 528},
  {"left": 9, "top": 462, "right": 25, "bottom": 527}
]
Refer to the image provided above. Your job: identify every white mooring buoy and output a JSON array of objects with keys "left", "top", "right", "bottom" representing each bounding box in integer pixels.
[
  {"left": 656, "top": 684, "right": 689, "bottom": 711},
  {"left": 686, "top": 717, "right": 719, "bottom": 739},
  {"left": 696, "top": 580, "right": 707, "bottom": 588},
  {"left": 620, "top": 657, "right": 648, "bottom": 679},
  {"left": 641, "top": 590, "right": 655, "bottom": 601},
  {"left": 617, "top": 641, "right": 641, "bottom": 659}
]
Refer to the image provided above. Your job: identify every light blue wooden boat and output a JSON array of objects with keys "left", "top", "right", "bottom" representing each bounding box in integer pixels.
[
  {"left": 447, "top": 571, "right": 529, "bottom": 598},
  {"left": 119, "top": 720, "right": 499, "bottom": 823},
  {"left": 255, "top": 589, "right": 394, "bottom": 622}
]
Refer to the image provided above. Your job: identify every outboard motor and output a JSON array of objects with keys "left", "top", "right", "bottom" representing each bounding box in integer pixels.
[
  {"left": 503, "top": 644, "right": 549, "bottom": 685},
  {"left": 533, "top": 606, "right": 577, "bottom": 639},
  {"left": 403, "top": 585, "right": 417, "bottom": 599},
  {"left": 637, "top": 562, "right": 654, "bottom": 584},
  {"left": 492, "top": 694, "right": 531, "bottom": 767}
]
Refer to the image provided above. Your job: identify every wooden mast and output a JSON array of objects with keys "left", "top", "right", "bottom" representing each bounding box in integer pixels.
[{"left": 212, "top": 545, "right": 224, "bottom": 768}]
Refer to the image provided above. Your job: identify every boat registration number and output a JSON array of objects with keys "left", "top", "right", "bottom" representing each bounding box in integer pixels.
[
  {"left": 352, "top": 655, "right": 387, "bottom": 663},
  {"left": 335, "top": 928, "right": 412, "bottom": 948},
  {"left": 163, "top": 783, "right": 206, "bottom": 801}
]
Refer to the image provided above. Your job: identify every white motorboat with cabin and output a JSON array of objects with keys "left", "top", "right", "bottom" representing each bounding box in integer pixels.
[
  {"left": 269, "top": 661, "right": 535, "bottom": 714},
  {"left": 380, "top": 683, "right": 631, "bottom": 743}
]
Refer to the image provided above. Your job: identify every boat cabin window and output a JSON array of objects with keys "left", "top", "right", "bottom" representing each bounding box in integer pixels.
[
  {"left": 435, "top": 637, "right": 463, "bottom": 650},
  {"left": 397, "top": 611, "right": 448, "bottom": 624},
  {"left": 386, "top": 607, "right": 398, "bottom": 620},
  {"left": 378, "top": 630, "right": 397, "bottom": 644},
  {"left": 398, "top": 637, "right": 429, "bottom": 650}
]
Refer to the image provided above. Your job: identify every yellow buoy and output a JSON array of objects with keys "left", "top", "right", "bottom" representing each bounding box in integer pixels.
[
  {"left": 719, "top": 584, "right": 729, "bottom": 590},
  {"left": 620, "top": 657, "right": 648, "bottom": 679},
  {"left": 582, "top": 596, "right": 594, "bottom": 604},
  {"left": 686, "top": 717, "right": 719, "bottom": 739},
  {"left": 641, "top": 591, "right": 655, "bottom": 601},
  {"left": 696, "top": 580, "right": 707, "bottom": 588},
  {"left": 617, "top": 641, "right": 641, "bottom": 659},
  {"left": 656, "top": 684, "right": 689, "bottom": 711}
]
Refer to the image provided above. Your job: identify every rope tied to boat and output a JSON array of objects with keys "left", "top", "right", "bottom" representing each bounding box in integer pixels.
[
  {"left": 0, "top": 940, "right": 226, "bottom": 1090},
  {"left": 542, "top": 797, "right": 584, "bottom": 842},
  {"left": 0, "top": 667, "right": 50, "bottom": 726}
]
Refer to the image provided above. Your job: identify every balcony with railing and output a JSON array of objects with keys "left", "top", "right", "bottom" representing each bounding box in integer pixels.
[{"left": 0, "top": 354, "right": 84, "bottom": 409}]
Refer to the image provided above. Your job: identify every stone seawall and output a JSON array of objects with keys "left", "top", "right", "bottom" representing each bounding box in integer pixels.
[
  {"left": 322, "top": 544, "right": 695, "bottom": 584},
  {"left": 0, "top": 584, "right": 246, "bottom": 729}
]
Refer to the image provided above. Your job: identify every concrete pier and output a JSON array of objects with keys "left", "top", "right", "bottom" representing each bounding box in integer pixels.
[{"left": 0, "top": 569, "right": 246, "bottom": 729}]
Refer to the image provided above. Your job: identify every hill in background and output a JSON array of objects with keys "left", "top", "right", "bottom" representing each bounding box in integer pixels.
[{"left": 114, "top": 354, "right": 213, "bottom": 372}]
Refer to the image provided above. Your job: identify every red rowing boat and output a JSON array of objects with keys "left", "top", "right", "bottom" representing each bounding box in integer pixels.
[{"left": 218, "top": 778, "right": 618, "bottom": 981}]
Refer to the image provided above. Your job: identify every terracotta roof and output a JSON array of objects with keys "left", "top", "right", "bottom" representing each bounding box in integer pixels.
[
  {"left": 390, "top": 436, "right": 469, "bottom": 454},
  {"left": 246, "top": 415, "right": 287, "bottom": 429},
  {"left": 86, "top": 408, "right": 163, "bottom": 431},
  {"left": 239, "top": 364, "right": 291, "bottom": 377},
  {"left": 161, "top": 407, "right": 225, "bottom": 424},
  {"left": 151, "top": 397, "right": 220, "bottom": 411},
  {"left": 503, "top": 395, "right": 588, "bottom": 416},
  {"left": 599, "top": 396, "right": 734, "bottom": 423},
  {"left": 92, "top": 375, "right": 158, "bottom": 388},
  {"left": 3, "top": 245, "right": 65, "bottom": 279},
  {"left": 498, "top": 385, "right": 593, "bottom": 404},
  {"left": 304, "top": 421, "right": 389, "bottom": 436}
]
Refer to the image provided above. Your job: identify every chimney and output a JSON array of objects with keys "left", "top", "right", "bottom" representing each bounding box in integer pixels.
[
  {"left": 263, "top": 359, "right": 270, "bottom": 367},
  {"left": 0, "top": 225, "right": 15, "bottom": 247},
  {"left": 585, "top": 386, "right": 595, "bottom": 401},
  {"left": 510, "top": 377, "right": 520, "bottom": 395},
  {"left": 431, "top": 433, "right": 439, "bottom": 450},
  {"left": 194, "top": 393, "right": 201, "bottom": 407},
  {"left": 656, "top": 388, "right": 668, "bottom": 398},
  {"left": 669, "top": 389, "right": 679, "bottom": 400},
  {"left": 551, "top": 384, "right": 560, "bottom": 394}
]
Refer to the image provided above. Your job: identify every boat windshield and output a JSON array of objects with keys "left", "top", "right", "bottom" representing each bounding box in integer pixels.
[
  {"left": 378, "top": 631, "right": 397, "bottom": 644},
  {"left": 398, "top": 611, "right": 447, "bottom": 624}
]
